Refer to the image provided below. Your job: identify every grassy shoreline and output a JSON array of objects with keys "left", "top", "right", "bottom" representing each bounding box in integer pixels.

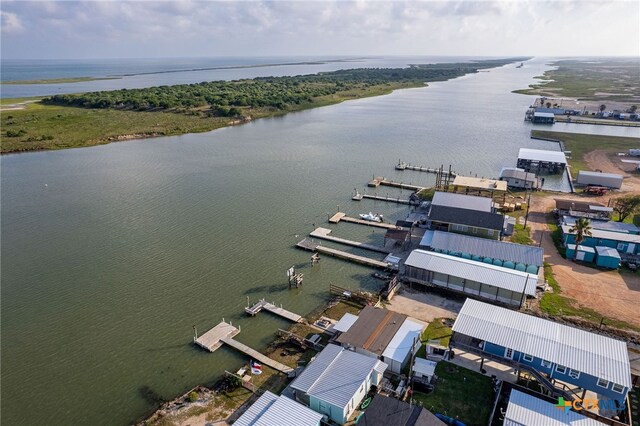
[{"left": 0, "top": 80, "right": 422, "bottom": 154}]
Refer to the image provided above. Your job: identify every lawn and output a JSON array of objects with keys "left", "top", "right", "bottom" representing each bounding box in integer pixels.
[
  {"left": 510, "top": 224, "right": 533, "bottom": 245},
  {"left": 412, "top": 362, "right": 494, "bottom": 426},
  {"left": 416, "top": 318, "right": 453, "bottom": 359},
  {"left": 530, "top": 130, "right": 640, "bottom": 173}
]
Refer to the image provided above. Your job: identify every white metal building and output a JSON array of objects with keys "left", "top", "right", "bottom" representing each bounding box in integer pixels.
[
  {"left": 504, "top": 389, "right": 605, "bottom": 426},
  {"left": 234, "top": 391, "right": 324, "bottom": 426},
  {"left": 576, "top": 171, "right": 623, "bottom": 189}
]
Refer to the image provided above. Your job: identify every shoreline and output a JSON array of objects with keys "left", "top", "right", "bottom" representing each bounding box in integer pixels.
[{"left": 1, "top": 76, "right": 121, "bottom": 85}]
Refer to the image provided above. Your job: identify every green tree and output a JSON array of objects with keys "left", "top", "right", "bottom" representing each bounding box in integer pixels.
[
  {"left": 569, "top": 218, "right": 592, "bottom": 261},
  {"left": 613, "top": 195, "right": 640, "bottom": 222},
  {"left": 599, "top": 104, "right": 607, "bottom": 112},
  {"left": 630, "top": 105, "right": 637, "bottom": 113}
]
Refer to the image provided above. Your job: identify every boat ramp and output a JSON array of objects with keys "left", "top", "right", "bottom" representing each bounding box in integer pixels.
[
  {"left": 245, "top": 299, "right": 303, "bottom": 323},
  {"left": 194, "top": 321, "right": 293, "bottom": 374},
  {"left": 296, "top": 238, "right": 390, "bottom": 269},
  {"left": 310, "top": 227, "right": 391, "bottom": 254}
]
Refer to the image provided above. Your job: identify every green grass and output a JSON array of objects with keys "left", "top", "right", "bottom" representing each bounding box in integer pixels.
[
  {"left": 514, "top": 58, "right": 640, "bottom": 102},
  {"left": 421, "top": 318, "right": 453, "bottom": 347},
  {"left": 412, "top": 362, "right": 493, "bottom": 426},
  {"left": 510, "top": 223, "right": 533, "bottom": 245},
  {"left": 539, "top": 263, "right": 640, "bottom": 331},
  {"left": 531, "top": 130, "right": 640, "bottom": 173}
]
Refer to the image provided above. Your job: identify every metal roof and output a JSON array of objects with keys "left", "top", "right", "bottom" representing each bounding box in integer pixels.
[
  {"left": 453, "top": 299, "right": 632, "bottom": 388},
  {"left": 518, "top": 148, "right": 567, "bottom": 165},
  {"left": 562, "top": 224, "right": 640, "bottom": 243},
  {"left": 431, "top": 192, "right": 493, "bottom": 212},
  {"left": 382, "top": 318, "right": 425, "bottom": 363},
  {"left": 413, "top": 358, "right": 437, "bottom": 378},
  {"left": 562, "top": 216, "right": 639, "bottom": 234},
  {"left": 419, "top": 230, "right": 435, "bottom": 247},
  {"left": 336, "top": 306, "right": 407, "bottom": 355},
  {"left": 555, "top": 199, "right": 608, "bottom": 213},
  {"left": 357, "top": 395, "right": 446, "bottom": 426},
  {"left": 566, "top": 244, "right": 595, "bottom": 253},
  {"left": 452, "top": 176, "right": 508, "bottom": 192},
  {"left": 428, "top": 205, "right": 504, "bottom": 231},
  {"left": 595, "top": 246, "right": 621, "bottom": 258},
  {"left": 290, "top": 344, "right": 388, "bottom": 409},
  {"left": 499, "top": 167, "right": 538, "bottom": 182},
  {"left": 577, "top": 171, "right": 623, "bottom": 180},
  {"left": 430, "top": 230, "right": 543, "bottom": 267},
  {"left": 333, "top": 313, "right": 359, "bottom": 333},
  {"left": 404, "top": 250, "right": 537, "bottom": 295},
  {"left": 533, "top": 112, "right": 555, "bottom": 118},
  {"left": 504, "top": 389, "right": 605, "bottom": 426},
  {"left": 234, "top": 391, "right": 324, "bottom": 426}
]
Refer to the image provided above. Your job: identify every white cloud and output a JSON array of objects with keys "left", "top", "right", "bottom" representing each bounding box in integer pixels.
[{"left": 1, "top": 11, "right": 24, "bottom": 34}]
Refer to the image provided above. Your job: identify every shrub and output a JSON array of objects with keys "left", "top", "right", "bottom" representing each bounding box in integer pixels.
[{"left": 187, "top": 391, "right": 199, "bottom": 402}]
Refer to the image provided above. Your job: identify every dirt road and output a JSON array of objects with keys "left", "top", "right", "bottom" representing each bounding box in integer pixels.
[
  {"left": 584, "top": 150, "right": 640, "bottom": 193},
  {"left": 528, "top": 195, "right": 640, "bottom": 327}
]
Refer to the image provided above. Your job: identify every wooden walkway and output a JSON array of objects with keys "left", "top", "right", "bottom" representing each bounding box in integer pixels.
[
  {"left": 221, "top": 337, "right": 294, "bottom": 373},
  {"left": 340, "top": 215, "right": 399, "bottom": 229},
  {"left": 378, "top": 180, "right": 424, "bottom": 191},
  {"left": 396, "top": 162, "right": 458, "bottom": 176},
  {"left": 296, "top": 238, "right": 389, "bottom": 269},
  {"left": 194, "top": 321, "right": 240, "bottom": 352},
  {"left": 310, "top": 227, "right": 391, "bottom": 253},
  {"left": 245, "top": 299, "right": 303, "bottom": 322},
  {"left": 194, "top": 321, "right": 293, "bottom": 374},
  {"left": 362, "top": 194, "right": 412, "bottom": 205}
]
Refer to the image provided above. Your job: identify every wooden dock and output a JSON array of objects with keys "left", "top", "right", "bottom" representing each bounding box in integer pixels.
[
  {"left": 340, "top": 215, "right": 399, "bottom": 229},
  {"left": 329, "top": 212, "right": 346, "bottom": 223},
  {"left": 245, "top": 299, "right": 303, "bottom": 322},
  {"left": 362, "top": 194, "right": 412, "bottom": 205},
  {"left": 378, "top": 180, "right": 424, "bottom": 191},
  {"left": 310, "top": 227, "right": 391, "bottom": 253},
  {"left": 194, "top": 321, "right": 293, "bottom": 374},
  {"left": 194, "top": 321, "right": 241, "bottom": 352},
  {"left": 396, "top": 162, "right": 457, "bottom": 176},
  {"left": 296, "top": 238, "right": 390, "bottom": 269},
  {"left": 368, "top": 176, "right": 385, "bottom": 187}
]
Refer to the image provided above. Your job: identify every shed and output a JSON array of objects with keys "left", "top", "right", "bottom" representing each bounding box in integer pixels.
[
  {"left": 382, "top": 318, "right": 425, "bottom": 374},
  {"left": 413, "top": 358, "right": 437, "bottom": 382},
  {"left": 566, "top": 244, "right": 596, "bottom": 262},
  {"left": 333, "top": 313, "right": 359, "bottom": 333},
  {"left": 234, "top": 391, "right": 323, "bottom": 426},
  {"left": 499, "top": 167, "right": 541, "bottom": 190},
  {"left": 595, "top": 246, "right": 621, "bottom": 269},
  {"left": 576, "top": 171, "right": 623, "bottom": 189},
  {"left": 504, "top": 389, "right": 604, "bottom": 426},
  {"left": 532, "top": 111, "right": 555, "bottom": 124}
]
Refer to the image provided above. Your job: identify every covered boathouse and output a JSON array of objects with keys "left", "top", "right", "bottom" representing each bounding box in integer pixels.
[
  {"left": 517, "top": 148, "right": 567, "bottom": 174},
  {"left": 403, "top": 249, "right": 537, "bottom": 307}
]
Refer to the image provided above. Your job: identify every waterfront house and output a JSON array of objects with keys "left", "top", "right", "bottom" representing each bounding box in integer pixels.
[
  {"left": 503, "top": 389, "right": 606, "bottom": 426},
  {"left": 450, "top": 299, "right": 632, "bottom": 404},
  {"left": 335, "top": 306, "right": 424, "bottom": 374},
  {"left": 356, "top": 394, "right": 446, "bottom": 426},
  {"left": 451, "top": 175, "right": 507, "bottom": 197},
  {"left": 234, "top": 391, "right": 323, "bottom": 426},
  {"left": 403, "top": 250, "right": 537, "bottom": 307},
  {"left": 517, "top": 148, "right": 567, "bottom": 174},
  {"left": 576, "top": 171, "right": 623, "bottom": 189},
  {"left": 499, "top": 167, "right": 541, "bottom": 190},
  {"left": 431, "top": 191, "right": 494, "bottom": 212},
  {"left": 420, "top": 230, "right": 543, "bottom": 274},
  {"left": 290, "top": 344, "right": 387, "bottom": 425}
]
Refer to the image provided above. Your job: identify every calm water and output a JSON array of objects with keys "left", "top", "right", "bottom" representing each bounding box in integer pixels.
[
  {"left": 1, "top": 56, "right": 482, "bottom": 98},
  {"left": 2, "top": 58, "right": 639, "bottom": 425}
]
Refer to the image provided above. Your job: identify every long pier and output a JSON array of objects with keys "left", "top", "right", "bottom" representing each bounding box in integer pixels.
[
  {"left": 296, "top": 238, "right": 390, "bottom": 269},
  {"left": 396, "top": 162, "right": 458, "bottom": 176},
  {"left": 310, "top": 227, "right": 391, "bottom": 253},
  {"left": 361, "top": 194, "right": 412, "bottom": 205},
  {"left": 194, "top": 321, "right": 293, "bottom": 374},
  {"left": 328, "top": 212, "right": 399, "bottom": 229},
  {"left": 378, "top": 180, "right": 424, "bottom": 191},
  {"left": 245, "top": 299, "right": 303, "bottom": 322}
]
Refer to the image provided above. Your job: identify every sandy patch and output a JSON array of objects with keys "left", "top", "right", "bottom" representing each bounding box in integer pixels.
[
  {"left": 583, "top": 150, "right": 640, "bottom": 193},
  {"left": 386, "top": 287, "right": 462, "bottom": 323}
]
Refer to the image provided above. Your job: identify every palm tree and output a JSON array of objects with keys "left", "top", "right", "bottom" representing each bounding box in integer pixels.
[{"left": 569, "top": 218, "right": 592, "bottom": 261}]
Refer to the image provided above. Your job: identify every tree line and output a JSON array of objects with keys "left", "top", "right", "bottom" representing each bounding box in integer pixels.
[{"left": 42, "top": 58, "right": 528, "bottom": 116}]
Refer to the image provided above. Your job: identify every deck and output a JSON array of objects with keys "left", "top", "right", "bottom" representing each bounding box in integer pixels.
[
  {"left": 396, "top": 162, "right": 458, "bottom": 176},
  {"left": 194, "top": 321, "right": 240, "bottom": 352},
  {"left": 245, "top": 299, "right": 303, "bottom": 322},
  {"left": 361, "top": 194, "right": 412, "bottom": 205},
  {"left": 378, "top": 179, "right": 424, "bottom": 191},
  {"left": 328, "top": 212, "right": 399, "bottom": 229},
  {"left": 310, "top": 227, "right": 391, "bottom": 253},
  {"left": 194, "top": 321, "right": 294, "bottom": 374}
]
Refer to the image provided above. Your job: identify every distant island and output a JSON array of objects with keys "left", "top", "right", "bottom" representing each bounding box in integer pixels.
[
  {"left": 1, "top": 57, "right": 529, "bottom": 153},
  {"left": 2, "top": 76, "right": 121, "bottom": 85}
]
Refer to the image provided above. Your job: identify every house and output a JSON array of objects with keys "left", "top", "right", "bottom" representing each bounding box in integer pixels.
[
  {"left": 451, "top": 175, "right": 507, "bottom": 196},
  {"left": 561, "top": 225, "right": 640, "bottom": 255},
  {"left": 423, "top": 230, "right": 543, "bottom": 274},
  {"left": 517, "top": 148, "right": 567, "bottom": 174},
  {"left": 335, "top": 306, "right": 424, "bottom": 374},
  {"left": 427, "top": 204, "right": 504, "bottom": 240},
  {"left": 356, "top": 394, "right": 446, "bottom": 426},
  {"left": 431, "top": 191, "right": 494, "bottom": 212},
  {"left": 576, "top": 171, "right": 623, "bottom": 189},
  {"left": 561, "top": 216, "right": 639, "bottom": 235},
  {"left": 503, "top": 389, "right": 606, "bottom": 426},
  {"left": 290, "top": 344, "right": 387, "bottom": 425},
  {"left": 403, "top": 250, "right": 537, "bottom": 307},
  {"left": 499, "top": 167, "right": 541, "bottom": 190},
  {"left": 555, "top": 199, "right": 613, "bottom": 220},
  {"left": 234, "top": 391, "right": 324, "bottom": 426},
  {"left": 450, "top": 299, "right": 632, "bottom": 403}
]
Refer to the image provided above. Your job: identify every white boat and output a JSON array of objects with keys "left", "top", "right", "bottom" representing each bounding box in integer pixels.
[{"left": 359, "top": 212, "right": 383, "bottom": 222}]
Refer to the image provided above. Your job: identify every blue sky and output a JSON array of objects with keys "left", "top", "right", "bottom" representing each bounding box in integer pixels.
[{"left": 1, "top": 1, "right": 638, "bottom": 59}]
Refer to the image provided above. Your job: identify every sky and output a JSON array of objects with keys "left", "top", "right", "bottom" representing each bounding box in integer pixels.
[{"left": 1, "top": 0, "right": 638, "bottom": 59}]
